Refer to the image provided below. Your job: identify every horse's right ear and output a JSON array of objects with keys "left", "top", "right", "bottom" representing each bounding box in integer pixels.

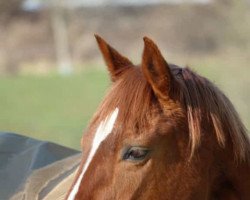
[{"left": 95, "top": 35, "right": 133, "bottom": 81}]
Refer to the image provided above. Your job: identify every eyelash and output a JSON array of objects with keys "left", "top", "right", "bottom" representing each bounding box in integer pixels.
[{"left": 122, "top": 147, "right": 150, "bottom": 162}]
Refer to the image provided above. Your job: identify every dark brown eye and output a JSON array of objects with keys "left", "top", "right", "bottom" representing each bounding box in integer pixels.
[{"left": 122, "top": 147, "right": 150, "bottom": 161}]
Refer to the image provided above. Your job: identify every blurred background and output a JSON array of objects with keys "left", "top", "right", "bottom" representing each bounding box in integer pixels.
[{"left": 0, "top": 0, "right": 249, "bottom": 150}]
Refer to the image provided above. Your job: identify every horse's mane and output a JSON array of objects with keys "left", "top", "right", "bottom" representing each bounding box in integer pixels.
[
  {"left": 178, "top": 67, "right": 250, "bottom": 161},
  {"left": 92, "top": 65, "right": 250, "bottom": 162}
]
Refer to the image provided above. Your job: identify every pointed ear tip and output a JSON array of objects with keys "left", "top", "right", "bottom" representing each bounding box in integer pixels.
[
  {"left": 143, "top": 36, "right": 157, "bottom": 49},
  {"left": 143, "top": 36, "right": 151, "bottom": 44},
  {"left": 143, "top": 36, "right": 149, "bottom": 41},
  {"left": 94, "top": 34, "right": 105, "bottom": 44},
  {"left": 144, "top": 36, "right": 156, "bottom": 43},
  {"left": 94, "top": 33, "right": 99, "bottom": 39}
]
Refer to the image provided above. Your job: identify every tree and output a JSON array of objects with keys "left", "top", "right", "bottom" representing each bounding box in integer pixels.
[{"left": 0, "top": 0, "right": 24, "bottom": 21}]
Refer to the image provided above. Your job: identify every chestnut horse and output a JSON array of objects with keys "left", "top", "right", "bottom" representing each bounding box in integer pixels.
[{"left": 66, "top": 35, "right": 250, "bottom": 200}]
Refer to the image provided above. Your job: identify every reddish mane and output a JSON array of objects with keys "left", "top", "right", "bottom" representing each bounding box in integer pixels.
[
  {"left": 89, "top": 65, "right": 250, "bottom": 161},
  {"left": 179, "top": 67, "right": 250, "bottom": 160}
]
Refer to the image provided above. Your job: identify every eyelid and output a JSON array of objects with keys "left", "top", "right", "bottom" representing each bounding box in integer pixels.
[
  {"left": 121, "top": 146, "right": 149, "bottom": 155},
  {"left": 121, "top": 146, "right": 151, "bottom": 162}
]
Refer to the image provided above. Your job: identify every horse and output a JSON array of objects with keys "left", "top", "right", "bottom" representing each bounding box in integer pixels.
[{"left": 66, "top": 35, "right": 250, "bottom": 200}]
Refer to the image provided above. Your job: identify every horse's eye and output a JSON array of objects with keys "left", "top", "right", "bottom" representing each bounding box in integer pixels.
[{"left": 122, "top": 147, "right": 150, "bottom": 162}]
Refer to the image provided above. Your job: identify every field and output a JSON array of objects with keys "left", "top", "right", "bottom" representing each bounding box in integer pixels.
[
  {"left": 0, "top": 54, "right": 249, "bottom": 150},
  {"left": 0, "top": 69, "right": 109, "bottom": 150}
]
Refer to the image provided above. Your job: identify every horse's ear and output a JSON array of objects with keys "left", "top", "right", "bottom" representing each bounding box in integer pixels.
[
  {"left": 142, "top": 37, "right": 178, "bottom": 101},
  {"left": 95, "top": 34, "right": 133, "bottom": 81}
]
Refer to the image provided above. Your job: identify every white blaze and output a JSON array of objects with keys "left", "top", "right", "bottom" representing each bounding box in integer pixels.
[{"left": 67, "top": 108, "right": 119, "bottom": 200}]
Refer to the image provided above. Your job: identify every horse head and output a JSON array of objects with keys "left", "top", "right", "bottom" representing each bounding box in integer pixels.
[{"left": 67, "top": 36, "right": 250, "bottom": 200}]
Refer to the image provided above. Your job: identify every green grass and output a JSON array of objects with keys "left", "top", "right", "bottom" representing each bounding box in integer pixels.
[
  {"left": 0, "top": 56, "right": 249, "bottom": 150},
  {"left": 0, "top": 69, "right": 110, "bottom": 150}
]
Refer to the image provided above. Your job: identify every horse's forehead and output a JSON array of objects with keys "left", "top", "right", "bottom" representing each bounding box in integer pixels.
[{"left": 67, "top": 108, "right": 119, "bottom": 200}]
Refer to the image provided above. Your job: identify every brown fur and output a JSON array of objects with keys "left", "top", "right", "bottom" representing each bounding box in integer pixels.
[{"left": 66, "top": 36, "right": 250, "bottom": 200}]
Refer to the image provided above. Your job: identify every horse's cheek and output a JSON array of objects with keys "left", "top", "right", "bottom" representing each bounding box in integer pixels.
[{"left": 108, "top": 160, "right": 154, "bottom": 199}]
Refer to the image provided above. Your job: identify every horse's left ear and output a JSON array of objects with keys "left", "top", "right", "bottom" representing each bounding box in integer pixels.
[
  {"left": 142, "top": 37, "right": 178, "bottom": 101},
  {"left": 95, "top": 34, "right": 133, "bottom": 81}
]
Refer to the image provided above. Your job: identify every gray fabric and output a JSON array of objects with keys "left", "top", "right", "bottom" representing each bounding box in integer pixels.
[
  {"left": 0, "top": 132, "right": 80, "bottom": 200},
  {"left": 11, "top": 154, "right": 80, "bottom": 200}
]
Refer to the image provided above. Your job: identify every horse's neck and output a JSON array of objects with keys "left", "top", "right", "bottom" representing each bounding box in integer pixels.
[{"left": 224, "top": 157, "right": 250, "bottom": 200}]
